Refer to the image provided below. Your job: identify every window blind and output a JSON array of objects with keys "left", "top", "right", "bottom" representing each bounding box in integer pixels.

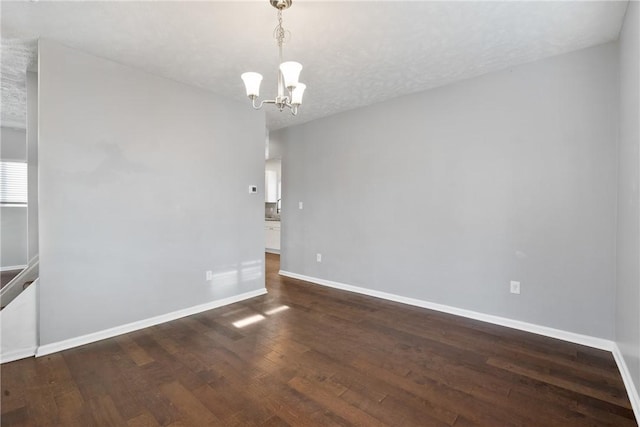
[{"left": 0, "top": 161, "right": 28, "bottom": 205}]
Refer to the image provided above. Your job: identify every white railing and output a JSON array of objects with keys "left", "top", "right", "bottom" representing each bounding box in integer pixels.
[{"left": 1, "top": 255, "right": 38, "bottom": 310}]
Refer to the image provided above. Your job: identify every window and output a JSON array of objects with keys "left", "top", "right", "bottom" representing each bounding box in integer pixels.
[{"left": 0, "top": 161, "right": 27, "bottom": 206}]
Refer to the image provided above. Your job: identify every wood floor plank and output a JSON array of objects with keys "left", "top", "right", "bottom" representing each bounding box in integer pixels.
[
  {"left": 159, "top": 381, "right": 221, "bottom": 426},
  {"left": 351, "top": 355, "right": 523, "bottom": 427},
  {"left": 23, "top": 357, "right": 60, "bottom": 426},
  {"left": 0, "top": 407, "right": 29, "bottom": 427},
  {"left": 87, "top": 395, "right": 127, "bottom": 426},
  {"left": 127, "top": 410, "right": 161, "bottom": 427},
  {"left": 54, "top": 388, "right": 90, "bottom": 427},
  {"left": 487, "top": 355, "right": 632, "bottom": 408},
  {"left": 0, "top": 361, "right": 27, "bottom": 416},
  {"left": 260, "top": 415, "right": 291, "bottom": 426},
  {"left": 1, "top": 253, "right": 636, "bottom": 427},
  {"left": 116, "top": 335, "right": 155, "bottom": 367},
  {"left": 190, "top": 383, "right": 246, "bottom": 425},
  {"left": 288, "top": 376, "right": 388, "bottom": 427}
]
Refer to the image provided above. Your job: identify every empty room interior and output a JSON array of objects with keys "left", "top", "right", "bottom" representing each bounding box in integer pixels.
[{"left": 0, "top": 0, "right": 639, "bottom": 426}]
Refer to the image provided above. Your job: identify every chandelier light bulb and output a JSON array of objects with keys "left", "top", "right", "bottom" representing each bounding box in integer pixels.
[
  {"left": 291, "top": 83, "right": 306, "bottom": 105},
  {"left": 280, "top": 61, "right": 303, "bottom": 90},
  {"left": 241, "top": 72, "right": 263, "bottom": 98}
]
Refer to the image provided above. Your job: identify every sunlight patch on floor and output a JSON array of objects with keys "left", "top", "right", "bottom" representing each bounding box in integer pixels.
[
  {"left": 232, "top": 305, "right": 290, "bottom": 328},
  {"left": 232, "top": 314, "right": 266, "bottom": 328}
]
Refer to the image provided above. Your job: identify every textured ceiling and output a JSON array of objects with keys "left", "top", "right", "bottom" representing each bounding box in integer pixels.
[
  {"left": 1, "top": 38, "right": 36, "bottom": 129},
  {"left": 0, "top": 1, "right": 629, "bottom": 130}
]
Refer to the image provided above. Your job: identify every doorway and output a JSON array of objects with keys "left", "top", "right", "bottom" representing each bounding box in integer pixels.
[{"left": 265, "top": 158, "right": 281, "bottom": 254}]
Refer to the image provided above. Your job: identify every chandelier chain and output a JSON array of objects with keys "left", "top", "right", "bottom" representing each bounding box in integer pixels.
[{"left": 274, "top": 9, "right": 291, "bottom": 51}]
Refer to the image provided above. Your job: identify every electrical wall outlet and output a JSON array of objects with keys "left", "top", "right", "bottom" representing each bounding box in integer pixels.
[
  {"left": 510, "top": 280, "right": 521, "bottom": 294},
  {"left": 206, "top": 270, "right": 213, "bottom": 281},
  {"left": 316, "top": 253, "right": 322, "bottom": 262}
]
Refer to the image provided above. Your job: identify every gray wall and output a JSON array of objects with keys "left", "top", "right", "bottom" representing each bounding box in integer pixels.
[
  {"left": 267, "top": 132, "right": 284, "bottom": 160},
  {"left": 276, "top": 43, "right": 618, "bottom": 339},
  {"left": 1, "top": 127, "right": 26, "bottom": 160},
  {"left": 616, "top": 1, "right": 640, "bottom": 399},
  {"left": 1, "top": 127, "right": 28, "bottom": 269},
  {"left": 1, "top": 208, "right": 28, "bottom": 269},
  {"left": 38, "top": 40, "right": 266, "bottom": 344}
]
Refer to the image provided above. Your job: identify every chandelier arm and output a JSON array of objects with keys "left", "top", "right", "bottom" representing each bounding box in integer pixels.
[{"left": 251, "top": 97, "right": 268, "bottom": 110}]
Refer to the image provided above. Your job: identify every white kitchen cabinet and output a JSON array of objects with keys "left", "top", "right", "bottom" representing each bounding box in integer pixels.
[{"left": 265, "top": 220, "right": 281, "bottom": 253}]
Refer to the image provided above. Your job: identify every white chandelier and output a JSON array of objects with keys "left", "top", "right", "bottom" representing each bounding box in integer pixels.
[{"left": 241, "top": 0, "right": 306, "bottom": 116}]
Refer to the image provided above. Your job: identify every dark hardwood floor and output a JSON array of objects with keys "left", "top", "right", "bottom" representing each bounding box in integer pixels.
[{"left": 1, "top": 253, "right": 636, "bottom": 426}]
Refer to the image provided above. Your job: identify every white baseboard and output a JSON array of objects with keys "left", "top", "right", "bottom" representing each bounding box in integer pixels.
[
  {"left": 0, "top": 347, "right": 36, "bottom": 364},
  {"left": 0, "top": 265, "right": 27, "bottom": 272},
  {"left": 278, "top": 270, "right": 614, "bottom": 351},
  {"left": 612, "top": 344, "right": 640, "bottom": 421},
  {"left": 265, "top": 249, "right": 280, "bottom": 254},
  {"left": 36, "top": 288, "right": 267, "bottom": 357}
]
